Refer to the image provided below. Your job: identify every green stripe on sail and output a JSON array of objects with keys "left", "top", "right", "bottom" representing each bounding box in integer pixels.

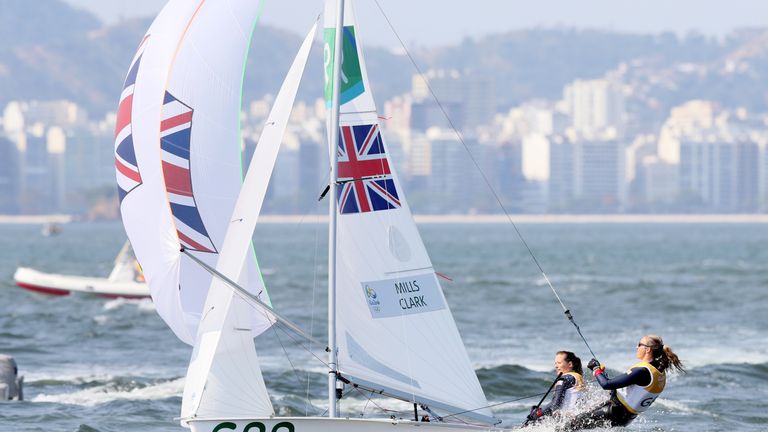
[{"left": 324, "top": 26, "right": 364, "bottom": 106}]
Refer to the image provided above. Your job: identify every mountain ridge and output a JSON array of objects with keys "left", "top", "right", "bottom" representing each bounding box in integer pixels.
[{"left": 2, "top": 0, "right": 768, "bottom": 120}]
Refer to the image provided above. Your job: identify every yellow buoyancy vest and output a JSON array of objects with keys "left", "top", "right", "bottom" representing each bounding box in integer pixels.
[
  {"left": 561, "top": 371, "right": 585, "bottom": 412},
  {"left": 616, "top": 362, "right": 666, "bottom": 414}
]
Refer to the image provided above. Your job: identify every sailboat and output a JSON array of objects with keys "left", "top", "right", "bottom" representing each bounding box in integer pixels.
[{"left": 116, "top": 1, "right": 501, "bottom": 431}]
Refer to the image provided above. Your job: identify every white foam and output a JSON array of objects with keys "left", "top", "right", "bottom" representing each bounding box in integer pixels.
[
  {"left": 25, "top": 366, "right": 179, "bottom": 383},
  {"left": 654, "top": 397, "right": 720, "bottom": 418},
  {"left": 103, "top": 297, "right": 155, "bottom": 312},
  {"left": 32, "top": 377, "right": 184, "bottom": 406},
  {"left": 677, "top": 346, "right": 768, "bottom": 368}
]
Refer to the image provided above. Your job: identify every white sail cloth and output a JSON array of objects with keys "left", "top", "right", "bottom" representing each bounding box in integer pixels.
[
  {"left": 116, "top": 0, "right": 272, "bottom": 346},
  {"left": 181, "top": 20, "right": 318, "bottom": 422},
  {"left": 323, "top": 1, "right": 495, "bottom": 424}
]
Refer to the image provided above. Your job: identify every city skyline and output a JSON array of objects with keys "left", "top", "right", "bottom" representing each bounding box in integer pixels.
[
  {"left": 4, "top": 68, "right": 768, "bottom": 217},
  {"left": 3, "top": 1, "right": 768, "bottom": 217}
]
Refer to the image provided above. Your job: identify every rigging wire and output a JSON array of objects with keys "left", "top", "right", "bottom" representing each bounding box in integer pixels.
[
  {"left": 350, "top": 386, "right": 410, "bottom": 417},
  {"left": 371, "top": 0, "right": 599, "bottom": 361},
  {"left": 269, "top": 318, "right": 310, "bottom": 403},
  {"left": 440, "top": 391, "right": 548, "bottom": 420},
  {"left": 306, "top": 211, "right": 323, "bottom": 415},
  {"left": 181, "top": 248, "right": 321, "bottom": 345},
  {"left": 182, "top": 247, "right": 334, "bottom": 369},
  {"left": 272, "top": 320, "right": 331, "bottom": 368},
  {"left": 348, "top": 384, "right": 546, "bottom": 426},
  {"left": 359, "top": 389, "right": 375, "bottom": 417}
]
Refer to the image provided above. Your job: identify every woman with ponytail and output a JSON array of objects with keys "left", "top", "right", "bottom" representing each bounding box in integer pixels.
[{"left": 562, "top": 335, "right": 685, "bottom": 430}]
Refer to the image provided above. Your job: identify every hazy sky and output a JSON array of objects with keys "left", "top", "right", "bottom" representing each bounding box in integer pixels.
[{"left": 65, "top": 0, "right": 768, "bottom": 47}]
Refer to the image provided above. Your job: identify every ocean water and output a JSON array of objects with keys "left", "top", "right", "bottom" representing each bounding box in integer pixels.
[{"left": 0, "top": 221, "right": 766, "bottom": 431}]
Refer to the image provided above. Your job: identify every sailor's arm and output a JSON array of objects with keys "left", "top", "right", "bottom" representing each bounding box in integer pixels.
[
  {"left": 594, "top": 366, "right": 651, "bottom": 390},
  {"left": 541, "top": 374, "right": 576, "bottom": 415}
]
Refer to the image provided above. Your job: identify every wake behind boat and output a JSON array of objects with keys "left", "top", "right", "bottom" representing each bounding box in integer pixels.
[{"left": 13, "top": 242, "right": 149, "bottom": 298}]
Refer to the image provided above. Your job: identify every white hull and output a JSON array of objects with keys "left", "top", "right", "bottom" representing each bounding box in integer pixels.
[
  {"left": 13, "top": 267, "right": 149, "bottom": 298},
  {"left": 187, "top": 417, "right": 503, "bottom": 432}
]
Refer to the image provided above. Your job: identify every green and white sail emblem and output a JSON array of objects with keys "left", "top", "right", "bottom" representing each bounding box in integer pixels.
[{"left": 324, "top": 26, "right": 364, "bottom": 106}]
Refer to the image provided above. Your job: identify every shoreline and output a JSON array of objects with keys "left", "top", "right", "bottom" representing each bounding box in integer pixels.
[
  {"left": 3, "top": 214, "right": 768, "bottom": 225},
  {"left": 258, "top": 214, "right": 768, "bottom": 223},
  {"left": 0, "top": 215, "right": 73, "bottom": 224}
]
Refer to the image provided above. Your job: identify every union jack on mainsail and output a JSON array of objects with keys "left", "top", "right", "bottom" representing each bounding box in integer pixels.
[
  {"left": 336, "top": 123, "right": 401, "bottom": 214},
  {"left": 160, "top": 92, "right": 217, "bottom": 253},
  {"left": 115, "top": 35, "right": 149, "bottom": 203}
]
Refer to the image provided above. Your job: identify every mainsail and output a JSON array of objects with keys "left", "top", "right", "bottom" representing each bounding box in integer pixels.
[
  {"left": 115, "top": 0, "right": 273, "bottom": 345},
  {"left": 324, "top": 1, "right": 497, "bottom": 424}
]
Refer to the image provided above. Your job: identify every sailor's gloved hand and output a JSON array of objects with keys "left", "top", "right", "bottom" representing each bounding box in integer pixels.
[
  {"left": 526, "top": 406, "right": 543, "bottom": 421},
  {"left": 587, "top": 358, "right": 605, "bottom": 376},
  {"left": 586, "top": 358, "right": 600, "bottom": 370}
]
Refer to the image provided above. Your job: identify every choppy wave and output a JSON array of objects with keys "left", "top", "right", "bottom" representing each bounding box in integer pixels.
[
  {"left": 654, "top": 397, "right": 721, "bottom": 418},
  {"left": 31, "top": 377, "right": 184, "bottom": 406},
  {"left": 25, "top": 365, "right": 181, "bottom": 383}
]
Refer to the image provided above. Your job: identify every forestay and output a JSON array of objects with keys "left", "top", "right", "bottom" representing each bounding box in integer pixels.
[
  {"left": 115, "top": 0, "right": 272, "bottom": 345},
  {"left": 323, "top": 1, "right": 496, "bottom": 424}
]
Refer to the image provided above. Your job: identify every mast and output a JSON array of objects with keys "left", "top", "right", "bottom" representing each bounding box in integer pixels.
[{"left": 327, "top": 0, "right": 345, "bottom": 419}]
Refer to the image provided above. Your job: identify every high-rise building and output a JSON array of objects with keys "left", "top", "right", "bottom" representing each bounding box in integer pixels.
[
  {"left": 3, "top": 102, "right": 25, "bottom": 134},
  {"left": 548, "top": 134, "right": 626, "bottom": 212},
  {"left": 410, "top": 99, "right": 462, "bottom": 131},
  {"left": 547, "top": 135, "right": 574, "bottom": 212},
  {"left": 24, "top": 100, "right": 88, "bottom": 128},
  {"left": 298, "top": 139, "right": 322, "bottom": 206},
  {"left": 0, "top": 133, "right": 22, "bottom": 213},
  {"left": 47, "top": 127, "right": 66, "bottom": 213},
  {"left": 678, "top": 136, "right": 759, "bottom": 212},
  {"left": 383, "top": 95, "right": 412, "bottom": 132},
  {"left": 759, "top": 140, "right": 768, "bottom": 213},
  {"left": 497, "top": 140, "right": 527, "bottom": 212},
  {"left": 64, "top": 125, "right": 115, "bottom": 207},
  {"left": 410, "top": 70, "right": 495, "bottom": 131},
  {"left": 563, "top": 79, "right": 625, "bottom": 137},
  {"left": 422, "top": 128, "right": 474, "bottom": 213},
  {"left": 640, "top": 156, "right": 677, "bottom": 205},
  {"left": 657, "top": 100, "right": 718, "bottom": 165},
  {"left": 625, "top": 134, "right": 660, "bottom": 207},
  {"left": 20, "top": 126, "right": 50, "bottom": 214}
]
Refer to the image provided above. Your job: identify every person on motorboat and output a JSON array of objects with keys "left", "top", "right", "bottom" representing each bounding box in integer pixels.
[
  {"left": 561, "top": 335, "right": 685, "bottom": 431},
  {"left": 526, "top": 351, "right": 585, "bottom": 424}
]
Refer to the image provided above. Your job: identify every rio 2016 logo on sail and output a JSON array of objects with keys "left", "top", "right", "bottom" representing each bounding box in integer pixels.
[
  {"left": 212, "top": 421, "right": 295, "bottom": 432},
  {"left": 364, "top": 284, "right": 381, "bottom": 312}
]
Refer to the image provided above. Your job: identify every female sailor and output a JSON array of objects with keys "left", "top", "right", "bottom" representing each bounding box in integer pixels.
[
  {"left": 562, "top": 334, "right": 685, "bottom": 430},
  {"left": 526, "top": 351, "right": 585, "bottom": 424}
]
